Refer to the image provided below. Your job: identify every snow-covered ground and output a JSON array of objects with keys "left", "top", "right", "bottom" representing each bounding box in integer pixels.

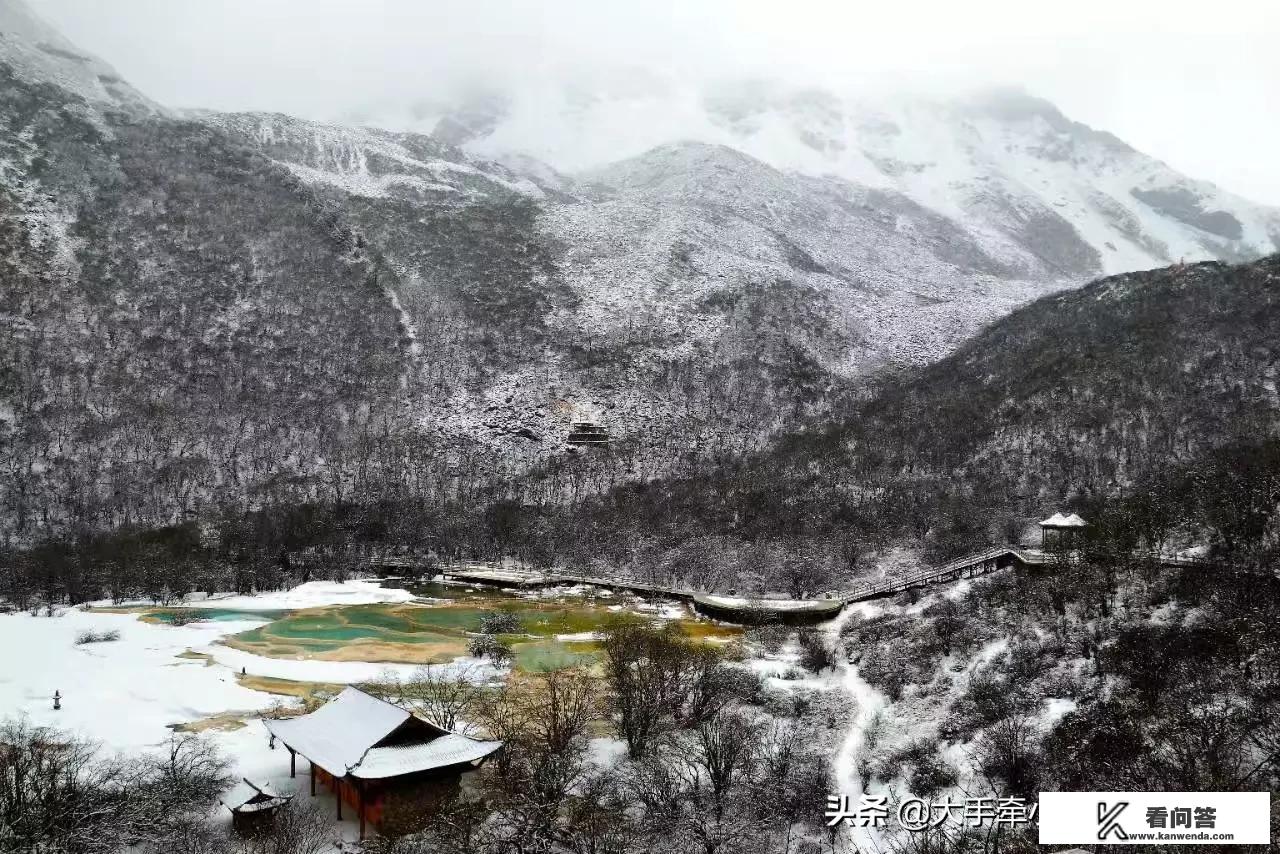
[
  {"left": 0, "top": 606, "right": 272, "bottom": 750},
  {"left": 178, "top": 579, "right": 417, "bottom": 611},
  {"left": 0, "top": 579, "right": 505, "bottom": 847},
  {"left": 828, "top": 601, "right": 890, "bottom": 854},
  {"left": 0, "top": 580, "right": 504, "bottom": 748}
]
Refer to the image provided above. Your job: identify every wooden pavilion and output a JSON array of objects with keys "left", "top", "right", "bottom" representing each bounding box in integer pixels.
[
  {"left": 262, "top": 687, "right": 501, "bottom": 838},
  {"left": 1039, "top": 512, "right": 1087, "bottom": 551},
  {"left": 220, "top": 777, "right": 293, "bottom": 835}
]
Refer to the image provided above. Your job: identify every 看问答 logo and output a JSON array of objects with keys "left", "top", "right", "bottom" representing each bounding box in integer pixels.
[{"left": 1097, "top": 801, "right": 1129, "bottom": 840}]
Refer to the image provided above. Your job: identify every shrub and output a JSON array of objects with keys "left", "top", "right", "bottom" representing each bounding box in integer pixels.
[
  {"left": 956, "top": 673, "right": 1015, "bottom": 729},
  {"left": 468, "top": 634, "right": 513, "bottom": 666},
  {"left": 747, "top": 624, "right": 790, "bottom": 655},
  {"left": 797, "top": 628, "right": 837, "bottom": 673},
  {"left": 0, "top": 719, "right": 229, "bottom": 853},
  {"left": 478, "top": 610, "right": 522, "bottom": 635},
  {"left": 762, "top": 686, "right": 814, "bottom": 719},
  {"left": 74, "top": 629, "right": 121, "bottom": 645},
  {"left": 976, "top": 715, "right": 1043, "bottom": 798},
  {"left": 726, "top": 668, "right": 767, "bottom": 706},
  {"left": 909, "top": 752, "right": 959, "bottom": 798}
]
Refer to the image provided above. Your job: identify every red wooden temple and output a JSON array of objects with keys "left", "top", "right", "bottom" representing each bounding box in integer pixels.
[{"left": 263, "top": 687, "right": 501, "bottom": 837}]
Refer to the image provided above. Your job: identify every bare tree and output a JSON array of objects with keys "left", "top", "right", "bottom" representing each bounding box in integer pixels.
[
  {"left": 359, "top": 665, "right": 483, "bottom": 734},
  {"left": 233, "top": 800, "right": 334, "bottom": 854},
  {"left": 0, "top": 717, "right": 229, "bottom": 854},
  {"left": 599, "top": 619, "right": 694, "bottom": 758}
]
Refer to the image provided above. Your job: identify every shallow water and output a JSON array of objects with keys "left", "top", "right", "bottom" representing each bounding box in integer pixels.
[
  {"left": 146, "top": 608, "right": 288, "bottom": 623},
  {"left": 212, "top": 582, "right": 739, "bottom": 669}
]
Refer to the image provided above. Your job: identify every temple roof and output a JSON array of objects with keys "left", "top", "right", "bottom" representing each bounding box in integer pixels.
[
  {"left": 262, "top": 687, "right": 500, "bottom": 779},
  {"left": 353, "top": 733, "right": 502, "bottom": 780}
]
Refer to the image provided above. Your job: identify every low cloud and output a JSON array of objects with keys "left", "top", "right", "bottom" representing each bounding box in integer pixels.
[{"left": 27, "top": 0, "right": 1280, "bottom": 203}]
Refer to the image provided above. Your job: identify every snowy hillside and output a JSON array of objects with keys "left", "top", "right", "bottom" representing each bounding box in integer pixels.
[{"left": 203, "top": 111, "right": 1064, "bottom": 471}]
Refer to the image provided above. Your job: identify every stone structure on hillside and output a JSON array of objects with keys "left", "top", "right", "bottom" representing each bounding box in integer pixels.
[{"left": 567, "top": 420, "right": 609, "bottom": 446}]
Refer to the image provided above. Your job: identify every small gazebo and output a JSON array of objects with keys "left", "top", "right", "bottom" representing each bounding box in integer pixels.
[
  {"left": 220, "top": 778, "right": 293, "bottom": 835},
  {"left": 1040, "top": 512, "right": 1087, "bottom": 550}
]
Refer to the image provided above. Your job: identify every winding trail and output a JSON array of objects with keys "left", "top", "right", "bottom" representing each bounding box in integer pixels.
[{"left": 827, "top": 602, "right": 889, "bottom": 854}]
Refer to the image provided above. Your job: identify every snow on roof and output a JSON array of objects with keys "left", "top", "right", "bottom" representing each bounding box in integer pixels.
[
  {"left": 263, "top": 687, "right": 502, "bottom": 779},
  {"left": 221, "top": 778, "right": 292, "bottom": 811},
  {"left": 222, "top": 780, "right": 260, "bottom": 810},
  {"left": 352, "top": 733, "right": 502, "bottom": 780},
  {"left": 1039, "top": 512, "right": 1087, "bottom": 528},
  {"left": 262, "top": 687, "right": 411, "bottom": 776}
]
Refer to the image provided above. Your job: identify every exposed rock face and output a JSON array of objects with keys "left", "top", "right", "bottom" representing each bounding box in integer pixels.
[{"left": 1130, "top": 186, "right": 1244, "bottom": 241}]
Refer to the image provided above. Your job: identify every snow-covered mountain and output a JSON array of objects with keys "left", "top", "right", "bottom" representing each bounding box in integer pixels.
[
  {"left": 421, "top": 80, "right": 1279, "bottom": 276},
  {"left": 3, "top": 0, "right": 1278, "bottom": 539},
  {"left": 0, "top": 0, "right": 156, "bottom": 114}
]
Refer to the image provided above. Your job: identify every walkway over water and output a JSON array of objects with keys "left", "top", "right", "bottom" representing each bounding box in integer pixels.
[{"left": 365, "top": 547, "right": 1207, "bottom": 625}]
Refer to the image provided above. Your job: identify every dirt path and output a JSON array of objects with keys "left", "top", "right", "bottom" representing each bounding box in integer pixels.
[{"left": 827, "top": 602, "right": 889, "bottom": 853}]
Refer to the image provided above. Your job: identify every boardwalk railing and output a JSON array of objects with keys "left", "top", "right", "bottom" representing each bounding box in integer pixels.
[
  {"left": 838, "top": 546, "right": 1031, "bottom": 603},
  {"left": 838, "top": 546, "right": 1209, "bottom": 603}
]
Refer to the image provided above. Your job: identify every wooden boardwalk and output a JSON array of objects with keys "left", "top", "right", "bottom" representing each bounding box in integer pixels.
[
  {"left": 838, "top": 546, "right": 1207, "bottom": 603},
  {"left": 839, "top": 547, "right": 1043, "bottom": 602},
  {"left": 364, "top": 547, "right": 1209, "bottom": 624}
]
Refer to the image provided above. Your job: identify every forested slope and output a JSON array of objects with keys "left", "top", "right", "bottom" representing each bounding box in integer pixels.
[
  {"left": 554, "top": 255, "right": 1280, "bottom": 584},
  {"left": 0, "top": 62, "right": 422, "bottom": 539}
]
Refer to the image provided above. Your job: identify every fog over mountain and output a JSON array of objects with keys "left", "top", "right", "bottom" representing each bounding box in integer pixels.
[{"left": 28, "top": 0, "right": 1280, "bottom": 205}]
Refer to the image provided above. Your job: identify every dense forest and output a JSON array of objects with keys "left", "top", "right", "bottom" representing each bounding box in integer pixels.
[
  {"left": 3, "top": 10, "right": 1280, "bottom": 601},
  {"left": 550, "top": 255, "right": 1280, "bottom": 577},
  {"left": 5, "top": 255, "right": 1279, "bottom": 605}
]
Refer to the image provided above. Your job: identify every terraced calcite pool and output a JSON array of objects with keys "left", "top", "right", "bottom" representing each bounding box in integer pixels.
[{"left": 146, "top": 585, "right": 740, "bottom": 672}]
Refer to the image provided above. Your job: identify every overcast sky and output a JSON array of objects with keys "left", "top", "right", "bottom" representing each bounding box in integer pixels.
[{"left": 28, "top": 0, "right": 1280, "bottom": 204}]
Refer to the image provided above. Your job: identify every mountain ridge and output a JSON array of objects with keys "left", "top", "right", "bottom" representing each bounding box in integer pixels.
[{"left": 439, "top": 80, "right": 1280, "bottom": 275}]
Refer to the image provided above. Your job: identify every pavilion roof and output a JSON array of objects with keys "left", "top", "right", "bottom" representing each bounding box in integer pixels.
[
  {"left": 1040, "top": 512, "right": 1087, "bottom": 528},
  {"left": 221, "top": 777, "right": 292, "bottom": 811},
  {"left": 353, "top": 733, "right": 501, "bottom": 780}
]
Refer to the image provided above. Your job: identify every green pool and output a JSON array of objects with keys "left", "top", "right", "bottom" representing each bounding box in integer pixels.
[{"left": 216, "top": 594, "right": 738, "bottom": 669}]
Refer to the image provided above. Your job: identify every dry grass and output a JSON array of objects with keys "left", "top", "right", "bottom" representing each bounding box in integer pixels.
[
  {"left": 234, "top": 673, "right": 345, "bottom": 702},
  {"left": 221, "top": 635, "right": 469, "bottom": 665},
  {"left": 169, "top": 712, "right": 249, "bottom": 733}
]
